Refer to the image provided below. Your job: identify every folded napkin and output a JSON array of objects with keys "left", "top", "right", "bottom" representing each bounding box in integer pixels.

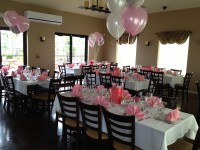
[
  {"left": 125, "top": 105, "right": 145, "bottom": 119},
  {"left": 37, "top": 72, "right": 48, "bottom": 80},
  {"left": 79, "top": 62, "right": 85, "bottom": 68},
  {"left": 122, "top": 90, "right": 132, "bottom": 100},
  {"left": 166, "top": 108, "right": 180, "bottom": 122},
  {"left": 20, "top": 74, "right": 27, "bottom": 81},
  {"left": 11, "top": 71, "right": 17, "bottom": 77},
  {"left": 89, "top": 60, "right": 94, "bottom": 65},
  {"left": 111, "top": 67, "right": 121, "bottom": 76},
  {"left": 68, "top": 63, "right": 74, "bottom": 68},
  {"left": 94, "top": 96, "right": 110, "bottom": 108},
  {"left": 147, "top": 96, "right": 161, "bottom": 107},
  {"left": 96, "top": 85, "right": 105, "bottom": 93},
  {"left": 71, "top": 84, "right": 83, "bottom": 99}
]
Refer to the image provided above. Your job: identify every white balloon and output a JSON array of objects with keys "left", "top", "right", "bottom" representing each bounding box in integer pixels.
[
  {"left": 106, "top": 13, "right": 125, "bottom": 39},
  {"left": 107, "top": 0, "right": 127, "bottom": 14},
  {"left": 126, "top": 0, "right": 144, "bottom": 7}
]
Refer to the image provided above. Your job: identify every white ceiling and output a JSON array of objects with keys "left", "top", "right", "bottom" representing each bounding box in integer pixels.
[{"left": 11, "top": 0, "right": 200, "bottom": 19}]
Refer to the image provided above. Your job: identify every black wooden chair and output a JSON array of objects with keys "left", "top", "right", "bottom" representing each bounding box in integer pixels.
[
  {"left": 170, "top": 69, "right": 182, "bottom": 75},
  {"left": 86, "top": 72, "right": 97, "bottom": 88},
  {"left": 196, "top": 80, "right": 200, "bottom": 125},
  {"left": 53, "top": 70, "right": 60, "bottom": 79},
  {"left": 99, "top": 73, "right": 112, "bottom": 88},
  {"left": 122, "top": 65, "right": 130, "bottom": 72},
  {"left": 110, "top": 63, "right": 118, "bottom": 70},
  {"left": 140, "top": 69, "right": 152, "bottom": 79},
  {"left": 175, "top": 72, "right": 193, "bottom": 109},
  {"left": 57, "top": 93, "right": 83, "bottom": 150},
  {"left": 139, "top": 78, "right": 159, "bottom": 96},
  {"left": 111, "top": 75, "right": 124, "bottom": 86},
  {"left": 102, "top": 107, "right": 141, "bottom": 150},
  {"left": 79, "top": 102, "right": 108, "bottom": 150}
]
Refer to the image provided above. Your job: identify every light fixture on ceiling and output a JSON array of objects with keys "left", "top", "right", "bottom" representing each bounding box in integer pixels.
[{"left": 79, "top": 0, "right": 111, "bottom": 14}]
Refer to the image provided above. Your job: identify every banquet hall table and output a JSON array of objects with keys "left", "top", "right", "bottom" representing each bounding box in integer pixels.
[
  {"left": 13, "top": 76, "right": 50, "bottom": 95},
  {"left": 125, "top": 79, "right": 149, "bottom": 91},
  {"left": 52, "top": 92, "right": 198, "bottom": 150},
  {"left": 66, "top": 67, "right": 82, "bottom": 75},
  {"left": 163, "top": 74, "right": 183, "bottom": 88}
]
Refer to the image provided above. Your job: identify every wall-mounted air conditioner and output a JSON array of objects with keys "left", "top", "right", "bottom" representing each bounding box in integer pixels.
[{"left": 24, "top": 10, "right": 62, "bottom": 25}]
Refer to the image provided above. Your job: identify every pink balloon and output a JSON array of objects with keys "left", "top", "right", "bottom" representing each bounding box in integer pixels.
[
  {"left": 17, "top": 16, "right": 30, "bottom": 32},
  {"left": 94, "top": 32, "right": 104, "bottom": 46},
  {"left": 9, "top": 26, "right": 20, "bottom": 34},
  {"left": 121, "top": 6, "right": 148, "bottom": 36},
  {"left": 3, "top": 11, "right": 19, "bottom": 27},
  {"left": 88, "top": 33, "right": 96, "bottom": 48}
]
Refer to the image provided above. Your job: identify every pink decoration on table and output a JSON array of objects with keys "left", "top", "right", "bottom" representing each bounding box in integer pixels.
[
  {"left": 1, "top": 66, "right": 9, "bottom": 75},
  {"left": 93, "top": 69, "right": 100, "bottom": 75},
  {"left": 89, "top": 60, "right": 94, "bottom": 66},
  {"left": 132, "top": 73, "right": 145, "bottom": 81},
  {"left": 97, "top": 63, "right": 102, "bottom": 66},
  {"left": 166, "top": 108, "right": 180, "bottom": 122},
  {"left": 96, "top": 85, "right": 105, "bottom": 93},
  {"left": 147, "top": 96, "right": 161, "bottom": 107},
  {"left": 17, "top": 65, "right": 23, "bottom": 75},
  {"left": 125, "top": 105, "right": 145, "bottom": 119},
  {"left": 111, "top": 67, "right": 121, "bottom": 76},
  {"left": 122, "top": 90, "right": 132, "bottom": 100},
  {"left": 154, "top": 68, "right": 161, "bottom": 72},
  {"left": 106, "top": 70, "right": 111, "bottom": 74},
  {"left": 20, "top": 74, "right": 27, "bottom": 81},
  {"left": 11, "top": 71, "right": 17, "bottom": 77},
  {"left": 68, "top": 63, "right": 75, "bottom": 68},
  {"left": 32, "top": 69, "right": 36, "bottom": 76},
  {"left": 71, "top": 84, "right": 83, "bottom": 99},
  {"left": 133, "top": 96, "right": 140, "bottom": 103},
  {"left": 94, "top": 96, "right": 110, "bottom": 108},
  {"left": 79, "top": 62, "right": 85, "bottom": 68},
  {"left": 110, "top": 86, "right": 122, "bottom": 104},
  {"left": 37, "top": 72, "right": 48, "bottom": 80}
]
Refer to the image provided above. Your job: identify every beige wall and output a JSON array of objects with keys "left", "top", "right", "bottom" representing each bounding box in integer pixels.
[{"left": 1, "top": 0, "right": 200, "bottom": 91}]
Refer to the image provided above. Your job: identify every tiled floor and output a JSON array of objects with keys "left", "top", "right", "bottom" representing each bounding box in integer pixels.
[{"left": 0, "top": 92, "right": 199, "bottom": 150}]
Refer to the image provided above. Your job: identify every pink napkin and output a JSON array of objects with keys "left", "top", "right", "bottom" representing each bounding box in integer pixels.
[
  {"left": 106, "top": 70, "right": 111, "bottom": 74},
  {"left": 147, "top": 96, "right": 161, "bottom": 107},
  {"left": 68, "top": 63, "right": 75, "bottom": 68},
  {"left": 133, "top": 96, "right": 140, "bottom": 103},
  {"left": 122, "top": 90, "right": 132, "bottom": 100},
  {"left": 94, "top": 96, "right": 110, "bottom": 108},
  {"left": 20, "top": 74, "right": 27, "bottom": 81},
  {"left": 166, "top": 108, "right": 180, "bottom": 122},
  {"left": 125, "top": 105, "right": 145, "bottom": 119},
  {"left": 71, "top": 84, "right": 83, "bottom": 99},
  {"left": 111, "top": 67, "right": 121, "bottom": 76},
  {"left": 37, "top": 72, "right": 48, "bottom": 80},
  {"left": 32, "top": 69, "right": 36, "bottom": 76},
  {"left": 79, "top": 62, "right": 85, "bottom": 68},
  {"left": 2, "top": 66, "right": 9, "bottom": 75},
  {"left": 11, "top": 71, "right": 17, "bottom": 77},
  {"left": 96, "top": 85, "right": 105, "bottom": 93},
  {"left": 89, "top": 60, "right": 94, "bottom": 65}
]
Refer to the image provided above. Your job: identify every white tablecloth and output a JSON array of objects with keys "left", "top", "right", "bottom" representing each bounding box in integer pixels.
[
  {"left": 52, "top": 93, "right": 198, "bottom": 150},
  {"left": 66, "top": 67, "right": 82, "bottom": 75},
  {"left": 164, "top": 75, "right": 183, "bottom": 88},
  {"left": 13, "top": 77, "right": 50, "bottom": 95},
  {"left": 125, "top": 79, "right": 149, "bottom": 91}
]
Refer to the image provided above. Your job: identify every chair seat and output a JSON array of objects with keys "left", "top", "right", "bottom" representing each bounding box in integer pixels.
[
  {"left": 86, "top": 128, "right": 108, "bottom": 140},
  {"left": 64, "top": 118, "right": 83, "bottom": 128},
  {"left": 32, "top": 92, "right": 54, "bottom": 101},
  {"left": 113, "top": 140, "right": 142, "bottom": 150},
  {"left": 168, "top": 139, "right": 192, "bottom": 150}
]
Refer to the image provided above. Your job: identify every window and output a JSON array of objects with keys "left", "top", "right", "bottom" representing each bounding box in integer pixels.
[
  {"left": 157, "top": 37, "right": 190, "bottom": 75},
  {"left": 55, "top": 33, "right": 88, "bottom": 69},
  {"left": 0, "top": 27, "right": 26, "bottom": 69},
  {"left": 116, "top": 38, "right": 137, "bottom": 68}
]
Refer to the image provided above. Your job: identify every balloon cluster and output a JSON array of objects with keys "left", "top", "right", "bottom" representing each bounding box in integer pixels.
[
  {"left": 106, "top": 0, "right": 147, "bottom": 39},
  {"left": 88, "top": 32, "right": 104, "bottom": 48},
  {"left": 3, "top": 11, "right": 30, "bottom": 34},
  {"left": 88, "top": 32, "right": 104, "bottom": 60}
]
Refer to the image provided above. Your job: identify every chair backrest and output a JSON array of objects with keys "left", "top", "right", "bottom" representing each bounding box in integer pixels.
[
  {"left": 48, "top": 78, "right": 61, "bottom": 100},
  {"left": 4, "top": 76, "right": 16, "bottom": 97},
  {"left": 111, "top": 75, "right": 124, "bottom": 86},
  {"left": 122, "top": 66, "right": 130, "bottom": 72},
  {"left": 99, "top": 73, "right": 112, "bottom": 88},
  {"left": 162, "top": 96, "right": 178, "bottom": 109},
  {"left": 110, "top": 64, "right": 118, "bottom": 70},
  {"left": 86, "top": 72, "right": 96, "bottom": 88},
  {"left": 101, "top": 107, "right": 135, "bottom": 150},
  {"left": 57, "top": 92, "right": 80, "bottom": 127},
  {"left": 81, "top": 66, "right": 92, "bottom": 76},
  {"left": 196, "top": 80, "right": 200, "bottom": 124},
  {"left": 183, "top": 72, "right": 193, "bottom": 90},
  {"left": 79, "top": 102, "right": 102, "bottom": 139},
  {"left": 91, "top": 65, "right": 99, "bottom": 71},
  {"left": 58, "top": 64, "right": 66, "bottom": 77},
  {"left": 151, "top": 71, "right": 164, "bottom": 85},
  {"left": 148, "top": 78, "right": 159, "bottom": 94},
  {"left": 53, "top": 71, "right": 60, "bottom": 79},
  {"left": 129, "top": 68, "right": 137, "bottom": 73},
  {"left": 170, "top": 69, "right": 182, "bottom": 75},
  {"left": 101, "top": 65, "right": 107, "bottom": 70},
  {"left": 140, "top": 69, "right": 152, "bottom": 79}
]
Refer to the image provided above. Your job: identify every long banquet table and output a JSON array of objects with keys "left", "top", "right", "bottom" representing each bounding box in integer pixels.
[{"left": 52, "top": 92, "right": 198, "bottom": 150}]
